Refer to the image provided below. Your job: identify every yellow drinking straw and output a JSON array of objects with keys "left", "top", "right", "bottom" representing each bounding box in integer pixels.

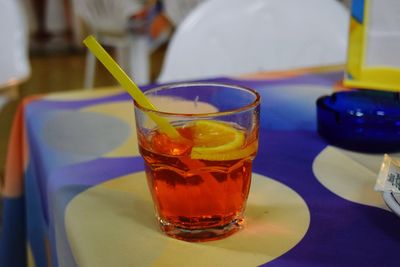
[{"left": 83, "top": 35, "right": 180, "bottom": 139}]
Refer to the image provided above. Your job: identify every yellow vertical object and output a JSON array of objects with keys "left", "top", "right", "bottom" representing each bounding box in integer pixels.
[
  {"left": 344, "top": 0, "right": 400, "bottom": 91},
  {"left": 346, "top": 17, "right": 365, "bottom": 79}
]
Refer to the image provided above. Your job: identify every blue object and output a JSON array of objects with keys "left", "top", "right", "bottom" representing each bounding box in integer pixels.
[
  {"left": 351, "top": 0, "right": 365, "bottom": 23},
  {"left": 317, "top": 90, "right": 400, "bottom": 153}
]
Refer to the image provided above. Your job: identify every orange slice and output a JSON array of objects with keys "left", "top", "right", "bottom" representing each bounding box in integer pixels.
[{"left": 190, "top": 120, "right": 256, "bottom": 160}]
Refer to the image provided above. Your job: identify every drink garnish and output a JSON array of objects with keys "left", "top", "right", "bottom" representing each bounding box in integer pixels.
[{"left": 190, "top": 120, "right": 256, "bottom": 161}]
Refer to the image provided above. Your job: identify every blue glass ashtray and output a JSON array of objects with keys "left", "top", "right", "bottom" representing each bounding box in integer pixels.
[{"left": 317, "top": 89, "right": 400, "bottom": 153}]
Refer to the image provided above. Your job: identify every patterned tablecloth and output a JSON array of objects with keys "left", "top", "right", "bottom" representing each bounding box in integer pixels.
[{"left": 1, "top": 66, "right": 399, "bottom": 266}]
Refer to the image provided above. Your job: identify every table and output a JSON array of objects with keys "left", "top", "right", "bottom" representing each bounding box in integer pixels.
[{"left": 1, "top": 66, "right": 399, "bottom": 266}]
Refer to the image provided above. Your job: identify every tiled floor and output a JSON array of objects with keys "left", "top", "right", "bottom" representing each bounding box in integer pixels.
[{"left": 0, "top": 41, "right": 168, "bottom": 183}]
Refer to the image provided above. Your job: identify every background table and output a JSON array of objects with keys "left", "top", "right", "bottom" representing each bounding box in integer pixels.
[{"left": 1, "top": 66, "right": 399, "bottom": 266}]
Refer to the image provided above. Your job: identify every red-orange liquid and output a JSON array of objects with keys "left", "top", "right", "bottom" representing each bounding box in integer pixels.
[{"left": 139, "top": 122, "right": 257, "bottom": 236}]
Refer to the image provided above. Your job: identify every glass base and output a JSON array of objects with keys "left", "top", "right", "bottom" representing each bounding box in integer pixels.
[{"left": 158, "top": 217, "right": 244, "bottom": 242}]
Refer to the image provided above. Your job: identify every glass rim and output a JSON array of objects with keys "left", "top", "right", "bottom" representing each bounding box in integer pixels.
[{"left": 134, "top": 82, "right": 261, "bottom": 117}]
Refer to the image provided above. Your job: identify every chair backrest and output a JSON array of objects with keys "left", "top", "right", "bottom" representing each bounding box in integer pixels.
[
  {"left": 73, "top": 0, "right": 143, "bottom": 34},
  {"left": 158, "top": 0, "right": 350, "bottom": 82},
  {"left": 0, "top": 0, "right": 30, "bottom": 87}
]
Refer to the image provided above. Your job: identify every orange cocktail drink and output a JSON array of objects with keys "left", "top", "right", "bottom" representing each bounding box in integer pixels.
[{"left": 134, "top": 83, "right": 260, "bottom": 241}]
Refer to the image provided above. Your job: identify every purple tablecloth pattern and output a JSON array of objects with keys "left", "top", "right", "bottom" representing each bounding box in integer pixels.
[{"left": 1, "top": 66, "right": 399, "bottom": 266}]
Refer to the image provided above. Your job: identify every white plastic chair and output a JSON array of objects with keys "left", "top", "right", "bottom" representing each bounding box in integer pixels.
[
  {"left": 72, "top": 0, "right": 150, "bottom": 88},
  {"left": 0, "top": 0, "right": 31, "bottom": 110},
  {"left": 158, "top": 0, "right": 350, "bottom": 83}
]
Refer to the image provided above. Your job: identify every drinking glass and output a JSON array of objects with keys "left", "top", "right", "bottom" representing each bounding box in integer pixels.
[{"left": 134, "top": 82, "right": 260, "bottom": 241}]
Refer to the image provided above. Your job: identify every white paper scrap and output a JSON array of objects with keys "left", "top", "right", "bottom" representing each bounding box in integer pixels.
[{"left": 375, "top": 154, "right": 400, "bottom": 194}]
